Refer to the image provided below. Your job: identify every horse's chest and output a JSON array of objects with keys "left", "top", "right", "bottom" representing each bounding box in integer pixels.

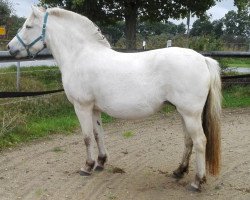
[{"left": 62, "top": 74, "right": 93, "bottom": 103}]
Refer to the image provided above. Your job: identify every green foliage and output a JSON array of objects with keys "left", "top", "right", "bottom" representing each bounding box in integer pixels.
[
  {"left": 123, "top": 131, "right": 134, "bottom": 139},
  {"left": 101, "top": 113, "right": 114, "bottom": 123},
  {"left": 0, "top": 66, "right": 61, "bottom": 92},
  {"left": 223, "top": 86, "right": 250, "bottom": 108},
  {"left": 212, "top": 19, "right": 224, "bottom": 38},
  {"left": 99, "top": 21, "right": 125, "bottom": 46},
  {"left": 234, "top": 0, "right": 250, "bottom": 12},
  {"left": 190, "top": 15, "right": 214, "bottom": 36},
  {"left": 138, "top": 21, "right": 186, "bottom": 38},
  {"left": 0, "top": 0, "right": 12, "bottom": 25},
  {"left": 223, "top": 10, "right": 250, "bottom": 38},
  {"left": 188, "top": 36, "right": 223, "bottom": 51},
  {"left": 161, "top": 104, "right": 176, "bottom": 113},
  {"left": 0, "top": 0, "right": 25, "bottom": 40},
  {"left": 219, "top": 58, "right": 250, "bottom": 68},
  {"left": 6, "top": 15, "right": 26, "bottom": 39}
]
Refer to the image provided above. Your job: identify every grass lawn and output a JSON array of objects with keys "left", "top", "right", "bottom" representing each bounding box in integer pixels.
[{"left": 219, "top": 58, "right": 250, "bottom": 68}]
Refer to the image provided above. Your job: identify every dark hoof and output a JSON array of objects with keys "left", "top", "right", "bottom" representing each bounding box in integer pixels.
[
  {"left": 95, "top": 165, "right": 104, "bottom": 172},
  {"left": 172, "top": 170, "right": 184, "bottom": 179},
  {"left": 79, "top": 170, "right": 91, "bottom": 176}
]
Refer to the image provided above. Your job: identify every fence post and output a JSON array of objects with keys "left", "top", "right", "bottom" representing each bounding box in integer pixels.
[{"left": 16, "top": 61, "right": 20, "bottom": 91}]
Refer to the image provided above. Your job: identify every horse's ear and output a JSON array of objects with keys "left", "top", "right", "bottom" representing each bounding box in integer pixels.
[{"left": 31, "top": 5, "right": 42, "bottom": 17}]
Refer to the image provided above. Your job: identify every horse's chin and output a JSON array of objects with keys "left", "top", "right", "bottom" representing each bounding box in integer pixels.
[
  {"left": 15, "top": 52, "right": 28, "bottom": 59},
  {"left": 15, "top": 54, "right": 22, "bottom": 59}
]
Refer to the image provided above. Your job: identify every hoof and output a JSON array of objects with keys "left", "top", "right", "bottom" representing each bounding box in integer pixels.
[
  {"left": 79, "top": 169, "right": 92, "bottom": 176},
  {"left": 172, "top": 170, "right": 184, "bottom": 179},
  {"left": 95, "top": 165, "right": 104, "bottom": 172},
  {"left": 80, "top": 160, "right": 95, "bottom": 176},
  {"left": 188, "top": 183, "right": 201, "bottom": 192},
  {"left": 97, "top": 155, "right": 107, "bottom": 166},
  {"left": 172, "top": 165, "right": 188, "bottom": 179}
]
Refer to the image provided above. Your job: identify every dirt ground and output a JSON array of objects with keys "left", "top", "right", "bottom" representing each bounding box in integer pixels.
[{"left": 0, "top": 108, "right": 249, "bottom": 200}]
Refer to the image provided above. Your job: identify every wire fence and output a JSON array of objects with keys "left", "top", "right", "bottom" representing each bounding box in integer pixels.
[{"left": 0, "top": 92, "right": 64, "bottom": 106}]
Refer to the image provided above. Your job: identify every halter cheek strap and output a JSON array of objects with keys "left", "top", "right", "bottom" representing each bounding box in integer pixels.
[{"left": 16, "top": 12, "right": 49, "bottom": 58}]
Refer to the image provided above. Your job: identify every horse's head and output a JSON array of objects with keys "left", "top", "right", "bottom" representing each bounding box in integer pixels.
[{"left": 7, "top": 6, "right": 48, "bottom": 58}]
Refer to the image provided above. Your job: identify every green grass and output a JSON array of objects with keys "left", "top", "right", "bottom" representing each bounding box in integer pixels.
[
  {"left": 123, "top": 131, "right": 134, "bottom": 138},
  {"left": 222, "top": 85, "right": 250, "bottom": 108},
  {"left": 219, "top": 58, "right": 250, "bottom": 69},
  {"left": 161, "top": 104, "right": 176, "bottom": 113},
  {"left": 52, "top": 146, "right": 64, "bottom": 152}
]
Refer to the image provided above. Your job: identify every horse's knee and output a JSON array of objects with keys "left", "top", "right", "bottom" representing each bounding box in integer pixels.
[
  {"left": 84, "top": 136, "right": 92, "bottom": 146},
  {"left": 93, "top": 130, "right": 99, "bottom": 142},
  {"left": 193, "top": 136, "right": 207, "bottom": 153}
]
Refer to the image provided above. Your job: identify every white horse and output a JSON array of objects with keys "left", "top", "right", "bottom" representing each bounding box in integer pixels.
[{"left": 8, "top": 6, "right": 221, "bottom": 191}]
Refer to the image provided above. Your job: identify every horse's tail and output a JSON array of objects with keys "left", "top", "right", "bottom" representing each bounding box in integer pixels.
[{"left": 203, "top": 57, "right": 222, "bottom": 176}]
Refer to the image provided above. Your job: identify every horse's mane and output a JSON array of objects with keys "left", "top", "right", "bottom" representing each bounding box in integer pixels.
[{"left": 47, "top": 8, "right": 111, "bottom": 48}]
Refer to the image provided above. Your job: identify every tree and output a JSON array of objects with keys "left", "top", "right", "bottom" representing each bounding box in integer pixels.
[
  {"left": 137, "top": 21, "right": 186, "bottom": 37},
  {"left": 190, "top": 15, "right": 214, "bottom": 36},
  {"left": 234, "top": 0, "right": 250, "bottom": 11},
  {"left": 0, "top": 0, "right": 25, "bottom": 39},
  {"left": 7, "top": 15, "right": 26, "bottom": 38},
  {"left": 41, "top": 0, "right": 220, "bottom": 49},
  {"left": 176, "top": 23, "right": 186, "bottom": 35},
  {"left": 212, "top": 19, "right": 224, "bottom": 38},
  {"left": 0, "top": 0, "right": 12, "bottom": 25},
  {"left": 223, "top": 9, "right": 250, "bottom": 38},
  {"left": 99, "top": 21, "right": 125, "bottom": 46}
]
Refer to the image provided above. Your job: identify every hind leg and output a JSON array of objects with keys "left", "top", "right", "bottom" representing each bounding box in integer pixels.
[
  {"left": 180, "top": 111, "right": 207, "bottom": 190},
  {"left": 92, "top": 110, "right": 108, "bottom": 171},
  {"left": 173, "top": 117, "right": 193, "bottom": 178}
]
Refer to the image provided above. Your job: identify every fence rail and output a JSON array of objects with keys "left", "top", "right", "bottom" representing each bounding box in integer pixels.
[
  {"left": 1, "top": 49, "right": 250, "bottom": 63},
  {"left": 0, "top": 49, "right": 249, "bottom": 99}
]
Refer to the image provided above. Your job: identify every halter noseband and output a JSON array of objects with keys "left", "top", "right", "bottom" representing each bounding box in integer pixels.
[{"left": 16, "top": 12, "right": 49, "bottom": 58}]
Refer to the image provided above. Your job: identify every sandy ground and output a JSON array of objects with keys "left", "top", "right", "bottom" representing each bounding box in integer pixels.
[{"left": 0, "top": 108, "right": 249, "bottom": 200}]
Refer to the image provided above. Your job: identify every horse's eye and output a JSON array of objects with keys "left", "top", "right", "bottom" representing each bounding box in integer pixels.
[{"left": 26, "top": 25, "right": 32, "bottom": 29}]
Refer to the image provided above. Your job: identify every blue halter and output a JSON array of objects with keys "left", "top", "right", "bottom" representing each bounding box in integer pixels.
[{"left": 16, "top": 12, "right": 49, "bottom": 58}]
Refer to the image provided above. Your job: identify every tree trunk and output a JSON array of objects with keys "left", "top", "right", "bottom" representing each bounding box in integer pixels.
[{"left": 124, "top": 1, "right": 138, "bottom": 50}]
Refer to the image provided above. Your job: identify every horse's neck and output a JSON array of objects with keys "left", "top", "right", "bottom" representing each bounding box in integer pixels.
[{"left": 45, "top": 16, "right": 105, "bottom": 71}]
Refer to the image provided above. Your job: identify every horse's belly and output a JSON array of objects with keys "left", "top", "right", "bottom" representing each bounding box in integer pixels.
[{"left": 95, "top": 99, "right": 162, "bottom": 120}]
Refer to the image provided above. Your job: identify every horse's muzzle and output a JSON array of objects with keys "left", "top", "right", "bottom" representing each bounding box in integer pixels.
[{"left": 8, "top": 48, "right": 20, "bottom": 57}]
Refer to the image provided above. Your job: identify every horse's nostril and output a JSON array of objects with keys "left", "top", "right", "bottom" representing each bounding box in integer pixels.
[
  {"left": 9, "top": 49, "right": 20, "bottom": 56},
  {"left": 7, "top": 45, "right": 10, "bottom": 50}
]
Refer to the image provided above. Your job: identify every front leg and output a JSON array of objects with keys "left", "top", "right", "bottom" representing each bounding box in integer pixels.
[{"left": 74, "top": 103, "right": 95, "bottom": 176}]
